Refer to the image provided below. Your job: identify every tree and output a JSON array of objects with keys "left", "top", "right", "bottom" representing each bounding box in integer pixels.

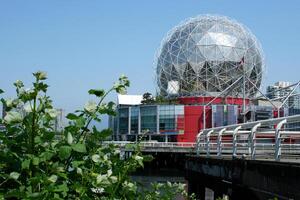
[
  {"left": 141, "top": 92, "right": 155, "bottom": 104},
  {"left": 0, "top": 71, "right": 189, "bottom": 199}
]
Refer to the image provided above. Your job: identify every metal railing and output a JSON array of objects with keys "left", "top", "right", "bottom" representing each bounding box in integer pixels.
[
  {"left": 107, "top": 114, "right": 300, "bottom": 162},
  {"left": 196, "top": 114, "right": 300, "bottom": 161},
  {"left": 104, "top": 141, "right": 196, "bottom": 148}
]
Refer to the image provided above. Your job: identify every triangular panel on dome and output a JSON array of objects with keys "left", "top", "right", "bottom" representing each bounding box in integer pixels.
[
  {"left": 227, "top": 48, "right": 240, "bottom": 62},
  {"left": 218, "top": 46, "right": 232, "bottom": 59},
  {"left": 181, "top": 62, "right": 197, "bottom": 93}
]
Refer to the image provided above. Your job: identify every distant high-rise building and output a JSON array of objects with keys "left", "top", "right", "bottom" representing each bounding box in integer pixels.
[
  {"left": 266, "top": 81, "right": 292, "bottom": 99},
  {"left": 54, "top": 108, "right": 65, "bottom": 132},
  {"left": 266, "top": 81, "right": 300, "bottom": 109}
]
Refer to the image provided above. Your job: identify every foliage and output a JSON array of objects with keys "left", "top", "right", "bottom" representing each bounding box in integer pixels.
[
  {"left": 0, "top": 72, "right": 189, "bottom": 199},
  {"left": 141, "top": 93, "right": 179, "bottom": 105},
  {"left": 154, "top": 95, "right": 179, "bottom": 105},
  {"left": 141, "top": 93, "right": 155, "bottom": 104}
]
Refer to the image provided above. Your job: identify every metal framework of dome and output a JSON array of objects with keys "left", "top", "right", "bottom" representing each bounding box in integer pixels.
[{"left": 155, "top": 15, "right": 265, "bottom": 98}]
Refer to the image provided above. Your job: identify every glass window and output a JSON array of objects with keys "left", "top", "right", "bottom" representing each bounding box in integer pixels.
[
  {"left": 159, "top": 105, "right": 184, "bottom": 134},
  {"left": 118, "top": 107, "right": 129, "bottom": 134},
  {"left": 140, "top": 106, "right": 157, "bottom": 133},
  {"left": 130, "top": 107, "right": 139, "bottom": 134}
]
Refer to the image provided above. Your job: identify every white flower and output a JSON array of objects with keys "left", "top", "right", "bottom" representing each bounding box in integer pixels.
[
  {"left": 84, "top": 101, "right": 97, "bottom": 113},
  {"left": 14, "top": 80, "right": 24, "bottom": 88},
  {"left": 25, "top": 88, "right": 34, "bottom": 94},
  {"left": 107, "top": 169, "right": 112, "bottom": 177},
  {"left": 5, "top": 99, "right": 14, "bottom": 108},
  {"left": 103, "top": 154, "right": 108, "bottom": 161},
  {"left": 113, "top": 149, "right": 121, "bottom": 155},
  {"left": 91, "top": 154, "right": 100, "bottom": 163},
  {"left": 24, "top": 104, "right": 32, "bottom": 113},
  {"left": 46, "top": 108, "right": 58, "bottom": 118},
  {"left": 67, "top": 132, "right": 73, "bottom": 144},
  {"left": 122, "top": 181, "right": 136, "bottom": 191},
  {"left": 77, "top": 167, "right": 82, "bottom": 175},
  {"left": 91, "top": 187, "right": 104, "bottom": 194},
  {"left": 19, "top": 88, "right": 26, "bottom": 96},
  {"left": 4, "top": 111, "right": 23, "bottom": 124},
  {"left": 96, "top": 174, "right": 109, "bottom": 185},
  {"left": 134, "top": 155, "right": 143, "bottom": 162},
  {"left": 110, "top": 176, "right": 117, "bottom": 183},
  {"left": 34, "top": 71, "right": 47, "bottom": 80},
  {"left": 48, "top": 175, "right": 58, "bottom": 183}
]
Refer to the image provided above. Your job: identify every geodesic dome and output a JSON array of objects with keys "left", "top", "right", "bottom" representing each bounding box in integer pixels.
[{"left": 155, "top": 15, "right": 265, "bottom": 98}]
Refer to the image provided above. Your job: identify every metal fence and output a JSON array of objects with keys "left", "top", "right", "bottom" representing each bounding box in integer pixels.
[{"left": 196, "top": 114, "right": 300, "bottom": 161}]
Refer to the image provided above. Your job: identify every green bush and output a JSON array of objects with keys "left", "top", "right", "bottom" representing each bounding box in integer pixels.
[{"left": 0, "top": 72, "right": 188, "bottom": 200}]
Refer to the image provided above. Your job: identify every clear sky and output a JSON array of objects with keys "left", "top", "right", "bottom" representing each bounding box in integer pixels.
[{"left": 1, "top": 1, "right": 300, "bottom": 127}]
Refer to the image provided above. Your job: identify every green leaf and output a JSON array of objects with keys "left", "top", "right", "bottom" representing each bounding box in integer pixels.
[
  {"left": 134, "top": 155, "right": 144, "bottom": 168},
  {"left": 71, "top": 143, "right": 87, "bottom": 153},
  {"left": 0, "top": 89, "right": 3, "bottom": 94},
  {"left": 99, "top": 128, "right": 113, "bottom": 138},
  {"left": 48, "top": 175, "right": 58, "bottom": 183},
  {"left": 54, "top": 183, "right": 69, "bottom": 196},
  {"left": 40, "top": 151, "right": 54, "bottom": 162},
  {"left": 67, "top": 132, "right": 73, "bottom": 145},
  {"left": 59, "top": 146, "right": 72, "bottom": 160},
  {"left": 34, "top": 136, "right": 42, "bottom": 143},
  {"left": 33, "top": 82, "right": 48, "bottom": 92},
  {"left": 21, "top": 159, "right": 31, "bottom": 170},
  {"left": 32, "top": 157, "right": 39, "bottom": 165},
  {"left": 71, "top": 161, "right": 85, "bottom": 168},
  {"left": 10, "top": 172, "right": 20, "bottom": 180},
  {"left": 75, "top": 117, "right": 86, "bottom": 128},
  {"left": 92, "top": 127, "right": 112, "bottom": 140},
  {"left": 88, "top": 89, "right": 105, "bottom": 97},
  {"left": 66, "top": 113, "right": 78, "bottom": 120}
]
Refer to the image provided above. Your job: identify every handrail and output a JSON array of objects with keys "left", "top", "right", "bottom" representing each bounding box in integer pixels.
[{"left": 107, "top": 114, "right": 300, "bottom": 162}]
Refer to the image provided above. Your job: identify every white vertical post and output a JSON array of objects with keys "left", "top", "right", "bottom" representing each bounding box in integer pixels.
[
  {"left": 249, "top": 123, "right": 261, "bottom": 160},
  {"left": 232, "top": 126, "right": 241, "bottom": 157},
  {"left": 196, "top": 131, "right": 203, "bottom": 156},
  {"left": 275, "top": 119, "right": 287, "bottom": 161},
  {"left": 206, "top": 130, "right": 214, "bottom": 157},
  {"left": 217, "top": 128, "right": 226, "bottom": 157}
]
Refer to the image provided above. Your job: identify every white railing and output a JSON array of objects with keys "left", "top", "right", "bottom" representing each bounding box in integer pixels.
[
  {"left": 196, "top": 114, "right": 300, "bottom": 161},
  {"left": 104, "top": 141, "right": 196, "bottom": 149},
  {"left": 106, "top": 114, "right": 300, "bottom": 161}
]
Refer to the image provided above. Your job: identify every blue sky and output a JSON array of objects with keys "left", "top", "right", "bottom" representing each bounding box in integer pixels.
[{"left": 1, "top": 1, "right": 300, "bottom": 126}]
